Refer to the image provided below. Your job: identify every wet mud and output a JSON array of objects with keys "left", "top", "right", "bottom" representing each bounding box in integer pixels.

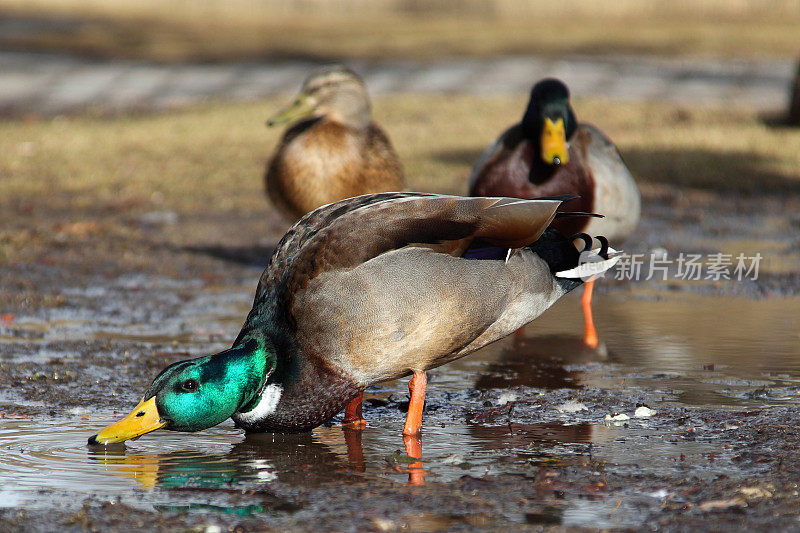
[{"left": 1, "top": 186, "right": 799, "bottom": 531}]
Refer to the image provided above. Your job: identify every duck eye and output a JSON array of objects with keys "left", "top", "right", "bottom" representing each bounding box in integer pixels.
[{"left": 181, "top": 378, "right": 199, "bottom": 392}]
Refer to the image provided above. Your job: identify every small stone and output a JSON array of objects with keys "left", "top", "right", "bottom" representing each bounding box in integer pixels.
[
  {"left": 138, "top": 210, "right": 178, "bottom": 226},
  {"left": 496, "top": 392, "right": 518, "bottom": 405},
  {"left": 698, "top": 497, "right": 745, "bottom": 512},
  {"left": 635, "top": 406, "right": 657, "bottom": 418},
  {"left": 556, "top": 400, "right": 588, "bottom": 413},
  {"left": 441, "top": 454, "right": 466, "bottom": 465},
  {"left": 371, "top": 518, "right": 395, "bottom": 532},
  {"left": 648, "top": 488, "right": 670, "bottom": 499},
  {"left": 650, "top": 247, "right": 669, "bottom": 260},
  {"left": 739, "top": 486, "right": 773, "bottom": 499}
]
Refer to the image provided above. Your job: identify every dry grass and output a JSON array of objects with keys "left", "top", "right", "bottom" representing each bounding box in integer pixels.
[
  {"left": 1, "top": 94, "right": 798, "bottom": 219},
  {"left": 576, "top": 100, "right": 800, "bottom": 193},
  {"left": 1, "top": 0, "right": 798, "bottom": 61},
  {"left": 1, "top": 93, "right": 798, "bottom": 268}
]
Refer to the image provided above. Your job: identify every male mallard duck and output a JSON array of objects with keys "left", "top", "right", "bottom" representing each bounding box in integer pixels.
[
  {"left": 89, "top": 193, "right": 617, "bottom": 445},
  {"left": 264, "top": 65, "right": 405, "bottom": 221},
  {"left": 469, "top": 78, "right": 640, "bottom": 348}
]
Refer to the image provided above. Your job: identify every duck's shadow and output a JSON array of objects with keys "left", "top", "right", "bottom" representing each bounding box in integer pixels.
[
  {"left": 183, "top": 244, "right": 276, "bottom": 268},
  {"left": 623, "top": 146, "right": 800, "bottom": 194},
  {"left": 430, "top": 147, "right": 486, "bottom": 166},
  {"left": 430, "top": 145, "right": 800, "bottom": 196}
]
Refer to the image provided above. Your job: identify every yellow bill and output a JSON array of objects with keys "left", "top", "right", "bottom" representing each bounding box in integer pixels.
[
  {"left": 541, "top": 117, "right": 569, "bottom": 166},
  {"left": 266, "top": 92, "right": 316, "bottom": 127},
  {"left": 88, "top": 396, "right": 166, "bottom": 445}
]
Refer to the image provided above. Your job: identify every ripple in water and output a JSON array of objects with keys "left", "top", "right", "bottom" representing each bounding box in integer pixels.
[
  {"left": 0, "top": 419, "right": 250, "bottom": 508},
  {"left": 0, "top": 414, "right": 605, "bottom": 510}
]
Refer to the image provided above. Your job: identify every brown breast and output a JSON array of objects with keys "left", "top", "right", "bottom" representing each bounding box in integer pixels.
[
  {"left": 265, "top": 120, "right": 404, "bottom": 221},
  {"left": 470, "top": 126, "right": 595, "bottom": 237}
]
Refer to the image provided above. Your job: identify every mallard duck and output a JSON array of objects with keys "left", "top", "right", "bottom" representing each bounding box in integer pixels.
[
  {"left": 264, "top": 65, "right": 405, "bottom": 221},
  {"left": 469, "top": 78, "right": 640, "bottom": 348},
  {"left": 88, "top": 193, "right": 617, "bottom": 445}
]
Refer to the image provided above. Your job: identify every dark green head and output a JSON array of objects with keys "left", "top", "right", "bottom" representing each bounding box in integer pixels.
[
  {"left": 89, "top": 337, "right": 276, "bottom": 444},
  {"left": 521, "top": 78, "right": 577, "bottom": 167}
]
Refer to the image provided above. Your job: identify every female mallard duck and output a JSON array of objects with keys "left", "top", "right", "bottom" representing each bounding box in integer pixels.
[
  {"left": 469, "top": 78, "right": 640, "bottom": 348},
  {"left": 264, "top": 65, "right": 405, "bottom": 221},
  {"left": 89, "top": 193, "right": 617, "bottom": 445}
]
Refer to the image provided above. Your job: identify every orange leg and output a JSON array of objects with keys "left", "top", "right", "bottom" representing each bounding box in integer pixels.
[
  {"left": 342, "top": 393, "right": 367, "bottom": 430},
  {"left": 403, "top": 371, "right": 427, "bottom": 436},
  {"left": 582, "top": 278, "right": 599, "bottom": 349},
  {"left": 403, "top": 433, "right": 426, "bottom": 485},
  {"left": 342, "top": 427, "right": 366, "bottom": 472}
]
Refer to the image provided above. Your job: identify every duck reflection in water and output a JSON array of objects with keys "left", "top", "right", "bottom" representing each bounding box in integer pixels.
[
  {"left": 89, "top": 428, "right": 434, "bottom": 488},
  {"left": 89, "top": 432, "right": 362, "bottom": 490},
  {"left": 474, "top": 333, "right": 612, "bottom": 391}
]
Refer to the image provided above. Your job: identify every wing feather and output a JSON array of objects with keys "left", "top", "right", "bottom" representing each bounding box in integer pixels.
[{"left": 249, "top": 193, "right": 562, "bottom": 333}]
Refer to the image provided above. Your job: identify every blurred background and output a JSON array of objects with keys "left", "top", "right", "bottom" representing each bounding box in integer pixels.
[
  {"left": 2, "top": 0, "right": 800, "bottom": 61},
  {"left": 2, "top": 0, "right": 799, "bottom": 189},
  {"left": 1, "top": 0, "right": 799, "bottom": 289},
  {"left": 0, "top": 0, "right": 798, "bottom": 261},
  {"left": 0, "top": 0, "right": 798, "bottom": 278}
]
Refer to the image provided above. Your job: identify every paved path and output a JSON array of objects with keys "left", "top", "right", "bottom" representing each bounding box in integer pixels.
[{"left": 0, "top": 51, "right": 794, "bottom": 116}]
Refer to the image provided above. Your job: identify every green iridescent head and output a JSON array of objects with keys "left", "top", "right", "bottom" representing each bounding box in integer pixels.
[{"left": 89, "top": 337, "right": 275, "bottom": 445}]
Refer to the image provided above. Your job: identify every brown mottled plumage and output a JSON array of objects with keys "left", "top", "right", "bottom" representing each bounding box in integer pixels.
[{"left": 265, "top": 65, "right": 404, "bottom": 221}]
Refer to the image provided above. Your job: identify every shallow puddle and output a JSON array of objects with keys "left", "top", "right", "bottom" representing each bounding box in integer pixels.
[
  {"left": 0, "top": 413, "right": 725, "bottom": 527},
  {"left": 0, "top": 282, "right": 798, "bottom": 526},
  {"left": 534, "top": 291, "right": 800, "bottom": 406},
  {"left": 444, "top": 291, "right": 800, "bottom": 407}
]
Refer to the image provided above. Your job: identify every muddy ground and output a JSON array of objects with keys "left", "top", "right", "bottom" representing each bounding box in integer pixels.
[{"left": 1, "top": 183, "right": 800, "bottom": 532}]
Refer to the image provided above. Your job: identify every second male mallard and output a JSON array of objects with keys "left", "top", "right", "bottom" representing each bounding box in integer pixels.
[
  {"left": 265, "top": 65, "right": 405, "bottom": 221},
  {"left": 469, "top": 78, "right": 640, "bottom": 348}
]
